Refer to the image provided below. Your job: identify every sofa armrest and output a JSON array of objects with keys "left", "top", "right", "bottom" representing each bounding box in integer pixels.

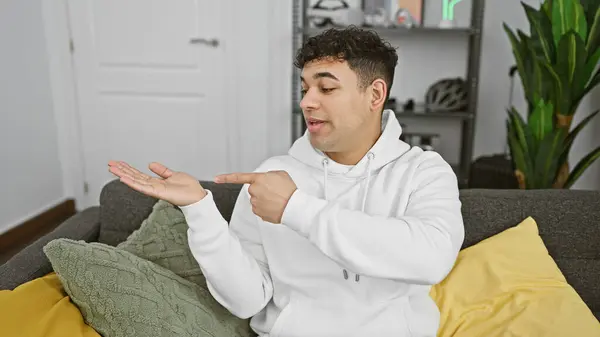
[{"left": 0, "top": 206, "right": 100, "bottom": 290}]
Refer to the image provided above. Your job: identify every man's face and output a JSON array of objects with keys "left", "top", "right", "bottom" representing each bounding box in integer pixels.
[{"left": 300, "top": 59, "right": 378, "bottom": 154}]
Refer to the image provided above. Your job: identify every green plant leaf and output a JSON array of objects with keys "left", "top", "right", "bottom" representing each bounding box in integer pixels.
[
  {"left": 529, "top": 49, "right": 549, "bottom": 105},
  {"left": 587, "top": 6, "right": 600, "bottom": 55},
  {"left": 508, "top": 107, "right": 536, "bottom": 171},
  {"left": 509, "top": 107, "right": 532, "bottom": 152},
  {"left": 583, "top": 49, "right": 600, "bottom": 86},
  {"left": 529, "top": 99, "right": 554, "bottom": 143},
  {"left": 534, "top": 128, "right": 567, "bottom": 188},
  {"left": 541, "top": 0, "right": 552, "bottom": 18},
  {"left": 506, "top": 118, "right": 531, "bottom": 183},
  {"left": 543, "top": 0, "right": 553, "bottom": 20},
  {"left": 572, "top": 33, "right": 590, "bottom": 106},
  {"left": 558, "top": 109, "right": 600, "bottom": 168},
  {"left": 518, "top": 30, "right": 538, "bottom": 107},
  {"left": 574, "top": 0, "right": 589, "bottom": 42},
  {"left": 552, "top": 0, "right": 589, "bottom": 45},
  {"left": 564, "top": 145, "right": 600, "bottom": 188},
  {"left": 581, "top": 0, "right": 600, "bottom": 27},
  {"left": 540, "top": 60, "right": 564, "bottom": 114},
  {"left": 524, "top": 2, "right": 556, "bottom": 63},
  {"left": 579, "top": 67, "right": 600, "bottom": 100},
  {"left": 504, "top": 24, "right": 530, "bottom": 101},
  {"left": 504, "top": 24, "right": 524, "bottom": 68},
  {"left": 506, "top": 120, "right": 528, "bottom": 172},
  {"left": 556, "top": 32, "right": 587, "bottom": 85},
  {"left": 552, "top": 0, "right": 575, "bottom": 47},
  {"left": 555, "top": 31, "right": 587, "bottom": 115}
]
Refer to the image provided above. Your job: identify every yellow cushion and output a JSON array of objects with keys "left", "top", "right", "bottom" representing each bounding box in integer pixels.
[
  {"left": 0, "top": 272, "right": 100, "bottom": 337},
  {"left": 430, "top": 216, "right": 600, "bottom": 337}
]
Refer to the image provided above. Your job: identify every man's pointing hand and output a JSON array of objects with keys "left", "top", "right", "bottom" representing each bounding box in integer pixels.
[{"left": 215, "top": 171, "right": 297, "bottom": 224}]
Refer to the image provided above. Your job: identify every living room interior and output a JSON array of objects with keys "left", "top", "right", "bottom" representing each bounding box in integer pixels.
[{"left": 1, "top": 0, "right": 600, "bottom": 336}]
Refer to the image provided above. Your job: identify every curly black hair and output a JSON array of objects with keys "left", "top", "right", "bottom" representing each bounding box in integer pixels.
[{"left": 294, "top": 26, "right": 398, "bottom": 100}]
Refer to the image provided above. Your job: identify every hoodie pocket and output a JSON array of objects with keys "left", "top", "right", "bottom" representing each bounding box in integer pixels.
[
  {"left": 269, "top": 296, "right": 294, "bottom": 337},
  {"left": 402, "top": 293, "right": 440, "bottom": 337}
]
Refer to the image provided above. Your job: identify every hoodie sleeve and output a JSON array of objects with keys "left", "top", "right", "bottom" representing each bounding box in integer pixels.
[
  {"left": 179, "top": 185, "right": 273, "bottom": 318},
  {"left": 280, "top": 153, "right": 464, "bottom": 285}
]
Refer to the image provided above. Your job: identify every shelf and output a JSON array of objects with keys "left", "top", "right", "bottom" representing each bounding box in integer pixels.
[
  {"left": 394, "top": 110, "right": 474, "bottom": 119},
  {"left": 297, "top": 25, "right": 474, "bottom": 37},
  {"left": 293, "top": 108, "right": 473, "bottom": 120},
  {"left": 291, "top": 0, "right": 486, "bottom": 189}
]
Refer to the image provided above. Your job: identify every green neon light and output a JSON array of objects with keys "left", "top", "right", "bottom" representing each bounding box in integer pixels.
[{"left": 442, "top": 0, "right": 463, "bottom": 20}]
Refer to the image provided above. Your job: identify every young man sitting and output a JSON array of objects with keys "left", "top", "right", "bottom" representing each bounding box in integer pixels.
[{"left": 109, "top": 26, "right": 464, "bottom": 337}]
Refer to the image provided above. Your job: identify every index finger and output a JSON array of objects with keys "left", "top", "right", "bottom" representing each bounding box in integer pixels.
[{"left": 214, "top": 172, "right": 261, "bottom": 184}]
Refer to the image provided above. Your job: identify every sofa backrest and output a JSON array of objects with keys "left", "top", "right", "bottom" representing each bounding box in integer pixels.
[
  {"left": 98, "top": 180, "right": 242, "bottom": 246},
  {"left": 98, "top": 179, "right": 600, "bottom": 316}
]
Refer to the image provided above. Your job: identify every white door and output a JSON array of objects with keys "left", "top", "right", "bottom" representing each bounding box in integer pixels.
[{"left": 67, "top": 0, "right": 235, "bottom": 208}]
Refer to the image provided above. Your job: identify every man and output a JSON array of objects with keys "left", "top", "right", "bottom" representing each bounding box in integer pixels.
[{"left": 109, "top": 26, "right": 464, "bottom": 337}]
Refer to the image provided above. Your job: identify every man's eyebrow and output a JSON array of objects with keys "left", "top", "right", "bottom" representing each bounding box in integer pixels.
[
  {"left": 300, "top": 72, "right": 340, "bottom": 82},
  {"left": 314, "top": 72, "right": 339, "bottom": 81}
]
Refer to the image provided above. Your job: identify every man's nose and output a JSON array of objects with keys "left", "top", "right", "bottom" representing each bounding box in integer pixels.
[{"left": 299, "top": 89, "right": 319, "bottom": 111}]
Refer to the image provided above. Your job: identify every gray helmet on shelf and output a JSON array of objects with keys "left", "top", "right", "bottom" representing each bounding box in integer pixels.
[{"left": 425, "top": 77, "right": 469, "bottom": 112}]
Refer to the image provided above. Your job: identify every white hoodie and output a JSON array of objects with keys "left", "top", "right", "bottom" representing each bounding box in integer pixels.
[{"left": 180, "top": 110, "right": 464, "bottom": 337}]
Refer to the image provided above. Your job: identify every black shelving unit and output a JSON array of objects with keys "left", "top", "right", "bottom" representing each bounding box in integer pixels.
[{"left": 291, "top": 0, "right": 485, "bottom": 188}]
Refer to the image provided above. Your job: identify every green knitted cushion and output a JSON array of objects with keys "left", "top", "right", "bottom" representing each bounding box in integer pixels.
[
  {"left": 43, "top": 238, "right": 255, "bottom": 337},
  {"left": 117, "top": 200, "right": 207, "bottom": 289}
]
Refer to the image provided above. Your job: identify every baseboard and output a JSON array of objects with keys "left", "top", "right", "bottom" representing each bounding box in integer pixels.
[{"left": 0, "top": 199, "right": 76, "bottom": 255}]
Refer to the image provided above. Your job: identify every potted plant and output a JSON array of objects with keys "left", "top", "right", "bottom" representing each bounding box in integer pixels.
[{"left": 503, "top": 0, "right": 600, "bottom": 189}]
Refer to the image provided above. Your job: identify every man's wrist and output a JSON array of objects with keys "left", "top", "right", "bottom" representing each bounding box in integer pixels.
[{"left": 180, "top": 187, "right": 207, "bottom": 207}]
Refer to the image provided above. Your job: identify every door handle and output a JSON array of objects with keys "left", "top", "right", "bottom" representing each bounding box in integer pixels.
[{"left": 189, "top": 37, "right": 219, "bottom": 47}]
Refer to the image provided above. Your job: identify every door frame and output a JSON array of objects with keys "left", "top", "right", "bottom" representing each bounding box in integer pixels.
[{"left": 42, "top": 0, "right": 293, "bottom": 210}]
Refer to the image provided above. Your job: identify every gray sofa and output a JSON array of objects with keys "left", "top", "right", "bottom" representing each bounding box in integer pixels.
[{"left": 1, "top": 179, "right": 599, "bottom": 321}]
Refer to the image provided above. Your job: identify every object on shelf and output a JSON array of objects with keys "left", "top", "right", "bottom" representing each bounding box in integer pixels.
[
  {"left": 384, "top": 97, "right": 397, "bottom": 110},
  {"left": 400, "top": 132, "right": 441, "bottom": 151},
  {"left": 364, "top": 8, "right": 390, "bottom": 27},
  {"left": 394, "top": 8, "right": 417, "bottom": 27},
  {"left": 398, "top": 0, "right": 424, "bottom": 25},
  {"left": 392, "top": 0, "right": 424, "bottom": 26},
  {"left": 363, "top": 0, "right": 391, "bottom": 27},
  {"left": 395, "top": 101, "right": 428, "bottom": 115},
  {"left": 307, "top": 0, "right": 364, "bottom": 28},
  {"left": 301, "top": 25, "right": 474, "bottom": 37},
  {"left": 439, "top": 0, "right": 464, "bottom": 28},
  {"left": 402, "top": 99, "right": 415, "bottom": 111},
  {"left": 363, "top": 0, "right": 423, "bottom": 28},
  {"left": 438, "top": 19, "right": 455, "bottom": 28},
  {"left": 424, "top": 77, "right": 468, "bottom": 112}
]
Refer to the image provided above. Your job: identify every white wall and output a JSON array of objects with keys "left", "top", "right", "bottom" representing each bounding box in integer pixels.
[{"left": 0, "top": 0, "right": 66, "bottom": 234}]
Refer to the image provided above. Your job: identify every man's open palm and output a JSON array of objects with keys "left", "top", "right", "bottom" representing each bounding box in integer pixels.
[{"left": 108, "top": 161, "right": 206, "bottom": 206}]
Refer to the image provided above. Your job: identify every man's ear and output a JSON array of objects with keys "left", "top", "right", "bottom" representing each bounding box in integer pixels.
[{"left": 370, "top": 79, "right": 387, "bottom": 112}]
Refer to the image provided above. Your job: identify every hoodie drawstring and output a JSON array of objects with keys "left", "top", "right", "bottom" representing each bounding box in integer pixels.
[
  {"left": 361, "top": 152, "right": 375, "bottom": 213},
  {"left": 322, "top": 158, "right": 329, "bottom": 201},
  {"left": 322, "top": 152, "right": 375, "bottom": 283}
]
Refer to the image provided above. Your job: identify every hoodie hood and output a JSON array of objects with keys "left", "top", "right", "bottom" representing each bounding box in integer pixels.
[{"left": 288, "top": 109, "right": 410, "bottom": 179}]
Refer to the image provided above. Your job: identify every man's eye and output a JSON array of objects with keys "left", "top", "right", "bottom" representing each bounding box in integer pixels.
[
  {"left": 300, "top": 89, "right": 308, "bottom": 96},
  {"left": 321, "top": 88, "right": 335, "bottom": 93}
]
